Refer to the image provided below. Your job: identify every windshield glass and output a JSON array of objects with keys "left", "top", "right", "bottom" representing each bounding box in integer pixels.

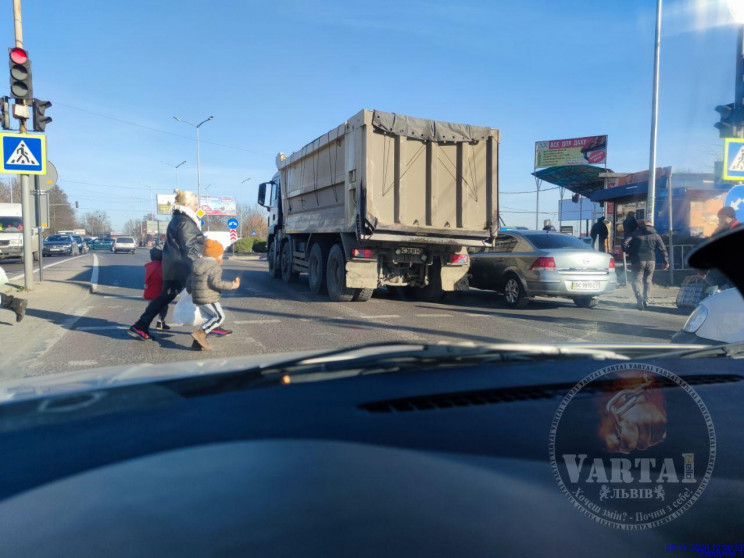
[
  {"left": 527, "top": 234, "right": 592, "bottom": 250},
  {"left": 45, "top": 235, "right": 70, "bottom": 242},
  {"left": 0, "top": 217, "right": 22, "bottom": 230}
]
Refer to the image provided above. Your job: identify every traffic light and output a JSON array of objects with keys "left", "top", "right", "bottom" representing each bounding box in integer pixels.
[
  {"left": 32, "top": 99, "right": 51, "bottom": 132},
  {"left": 0, "top": 96, "right": 9, "bottom": 130},
  {"left": 8, "top": 47, "right": 32, "bottom": 101},
  {"left": 75, "top": 201, "right": 78, "bottom": 209},
  {"left": 714, "top": 103, "right": 744, "bottom": 138}
]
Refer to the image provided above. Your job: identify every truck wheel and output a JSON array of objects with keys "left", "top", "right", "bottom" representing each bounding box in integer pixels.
[
  {"left": 267, "top": 240, "right": 280, "bottom": 279},
  {"left": 352, "top": 288, "right": 374, "bottom": 302},
  {"left": 308, "top": 243, "right": 327, "bottom": 295},
  {"left": 326, "top": 244, "right": 355, "bottom": 302},
  {"left": 503, "top": 273, "right": 529, "bottom": 309},
  {"left": 574, "top": 296, "right": 599, "bottom": 308},
  {"left": 281, "top": 241, "right": 298, "bottom": 283}
]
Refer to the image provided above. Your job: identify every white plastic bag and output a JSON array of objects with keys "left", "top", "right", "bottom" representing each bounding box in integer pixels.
[
  {"left": 0, "top": 266, "right": 7, "bottom": 287},
  {"left": 172, "top": 289, "right": 203, "bottom": 327}
]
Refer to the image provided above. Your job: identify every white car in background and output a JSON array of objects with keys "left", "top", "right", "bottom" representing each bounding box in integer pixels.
[
  {"left": 672, "top": 287, "right": 744, "bottom": 345},
  {"left": 112, "top": 237, "right": 137, "bottom": 254}
]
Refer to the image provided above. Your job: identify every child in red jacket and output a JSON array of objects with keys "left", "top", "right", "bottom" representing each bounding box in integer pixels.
[{"left": 144, "top": 247, "right": 170, "bottom": 330}]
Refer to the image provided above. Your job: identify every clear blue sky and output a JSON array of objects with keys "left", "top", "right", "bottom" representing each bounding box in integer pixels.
[{"left": 8, "top": 0, "right": 740, "bottom": 230}]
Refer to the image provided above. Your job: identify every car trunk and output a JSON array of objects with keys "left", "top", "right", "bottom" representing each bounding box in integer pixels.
[{"left": 548, "top": 250, "right": 611, "bottom": 276}]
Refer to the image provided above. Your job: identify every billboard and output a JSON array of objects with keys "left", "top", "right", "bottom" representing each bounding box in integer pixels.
[
  {"left": 199, "top": 196, "right": 237, "bottom": 216},
  {"left": 145, "top": 220, "right": 158, "bottom": 235},
  {"left": 534, "top": 136, "right": 607, "bottom": 169},
  {"left": 559, "top": 198, "right": 602, "bottom": 221},
  {"left": 156, "top": 194, "right": 176, "bottom": 215}
]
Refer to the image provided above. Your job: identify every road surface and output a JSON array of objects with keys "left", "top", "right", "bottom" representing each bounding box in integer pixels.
[{"left": 0, "top": 250, "right": 688, "bottom": 378}]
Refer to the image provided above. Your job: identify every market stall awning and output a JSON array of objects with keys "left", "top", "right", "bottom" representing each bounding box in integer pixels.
[
  {"left": 590, "top": 182, "right": 647, "bottom": 202},
  {"left": 532, "top": 164, "right": 612, "bottom": 198}
]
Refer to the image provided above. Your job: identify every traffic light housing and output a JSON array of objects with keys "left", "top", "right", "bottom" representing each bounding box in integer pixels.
[
  {"left": 0, "top": 96, "right": 9, "bottom": 130},
  {"left": 8, "top": 47, "right": 32, "bottom": 101},
  {"left": 714, "top": 103, "right": 744, "bottom": 138},
  {"left": 32, "top": 99, "right": 51, "bottom": 132}
]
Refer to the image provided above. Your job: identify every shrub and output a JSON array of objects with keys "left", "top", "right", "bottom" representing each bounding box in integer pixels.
[
  {"left": 253, "top": 240, "right": 267, "bottom": 253},
  {"left": 233, "top": 237, "right": 255, "bottom": 253}
]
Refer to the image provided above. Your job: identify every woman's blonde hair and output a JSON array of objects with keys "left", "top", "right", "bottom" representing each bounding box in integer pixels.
[{"left": 174, "top": 189, "right": 197, "bottom": 207}]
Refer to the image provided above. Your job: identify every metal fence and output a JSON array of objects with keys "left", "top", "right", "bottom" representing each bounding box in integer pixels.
[{"left": 668, "top": 244, "right": 699, "bottom": 271}]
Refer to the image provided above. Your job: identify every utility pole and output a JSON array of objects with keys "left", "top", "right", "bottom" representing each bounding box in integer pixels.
[
  {"left": 13, "top": 0, "right": 33, "bottom": 289},
  {"left": 646, "top": 0, "right": 662, "bottom": 226},
  {"left": 173, "top": 116, "right": 213, "bottom": 208}
]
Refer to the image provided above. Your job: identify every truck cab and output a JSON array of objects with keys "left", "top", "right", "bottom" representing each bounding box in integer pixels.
[{"left": 257, "top": 173, "right": 282, "bottom": 237}]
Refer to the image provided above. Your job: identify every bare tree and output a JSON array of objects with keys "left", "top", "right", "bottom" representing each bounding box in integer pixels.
[
  {"left": 81, "top": 210, "right": 111, "bottom": 237},
  {"left": 236, "top": 201, "right": 268, "bottom": 238},
  {"left": 48, "top": 185, "right": 79, "bottom": 232},
  {"left": 0, "top": 178, "right": 21, "bottom": 203}
]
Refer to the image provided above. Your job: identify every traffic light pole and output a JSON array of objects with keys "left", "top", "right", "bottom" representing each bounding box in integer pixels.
[
  {"left": 13, "top": 0, "right": 33, "bottom": 289},
  {"left": 736, "top": 25, "right": 744, "bottom": 139},
  {"left": 646, "top": 0, "right": 662, "bottom": 227}
]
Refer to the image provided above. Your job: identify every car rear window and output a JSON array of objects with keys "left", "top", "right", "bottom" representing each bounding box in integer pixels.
[
  {"left": 46, "top": 235, "right": 69, "bottom": 242},
  {"left": 118, "top": 237, "right": 135, "bottom": 243},
  {"left": 527, "top": 234, "right": 590, "bottom": 250}
]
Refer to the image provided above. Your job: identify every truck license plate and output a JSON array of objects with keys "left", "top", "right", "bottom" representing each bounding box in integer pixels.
[
  {"left": 571, "top": 281, "right": 600, "bottom": 290},
  {"left": 399, "top": 247, "right": 422, "bottom": 255}
]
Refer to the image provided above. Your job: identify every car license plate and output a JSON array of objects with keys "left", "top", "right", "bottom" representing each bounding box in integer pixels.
[{"left": 571, "top": 281, "right": 600, "bottom": 290}]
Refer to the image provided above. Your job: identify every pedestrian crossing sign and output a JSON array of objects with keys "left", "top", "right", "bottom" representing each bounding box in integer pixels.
[
  {"left": 723, "top": 138, "right": 744, "bottom": 181},
  {"left": 0, "top": 133, "right": 46, "bottom": 174}
]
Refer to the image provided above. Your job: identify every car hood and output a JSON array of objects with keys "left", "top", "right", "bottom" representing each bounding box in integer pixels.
[
  {"left": 0, "top": 342, "right": 701, "bottom": 404},
  {"left": 695, "top": 288, "right": 744, "bottom": 343}
]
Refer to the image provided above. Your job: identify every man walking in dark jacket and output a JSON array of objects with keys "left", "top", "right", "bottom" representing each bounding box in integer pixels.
[
  {"left": 623, "top": 219, "right": 669, "bottom": 310},
  {"left": 129, "top": 190, "right": 205, "bottom": 340},
  {"left": 590, "top": 216, "right": 609, "bottom": 252},
  {"left": 622, "top": 211, "right": 637, "bottom": 240}
]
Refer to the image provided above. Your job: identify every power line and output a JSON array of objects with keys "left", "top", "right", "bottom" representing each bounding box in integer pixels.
[
  {"left": 500, "top": 186, "right": 561, "bottom": 195},
  {"left": 55, "top": 102, "right": 271, "bottom": 155}
]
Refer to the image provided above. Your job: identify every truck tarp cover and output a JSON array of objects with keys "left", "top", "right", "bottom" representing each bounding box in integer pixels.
[{"left": 372, "top": 110, "right": 490, "bottom": 143}]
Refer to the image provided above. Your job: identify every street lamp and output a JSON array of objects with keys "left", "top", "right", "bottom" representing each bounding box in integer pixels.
[
  {"left": 161, "top": 160, "right": 186, "bottom": 189},
  {"left": 241, "top": 177, "right": 251, "bottom": 184},
  {"left": 646, "top": 0, "right": 663, "bottom": 226},
  {"left": 172, "top": 115, "right": 213, "bottom": 207}
]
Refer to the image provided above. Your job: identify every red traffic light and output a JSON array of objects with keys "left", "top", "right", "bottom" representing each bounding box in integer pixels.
[{"left": 9, "top": 47, "right": 27, "bottom": 64}]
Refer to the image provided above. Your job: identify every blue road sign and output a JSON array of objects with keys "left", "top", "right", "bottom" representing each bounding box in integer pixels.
[
  {"left": 200, "top": 219, "right": 205, "bottom": 228},
  {"left": 723, "top": 138, "right": 744, "bottom": 181},
  {"left": 724, "top": 184, "right": 744, "bottom": 222},
  {"left": 0, "top": 133, "right": 46, "bottom": 174},
  {"left": 251, "top": 230, "right": 257, "bottom": 236},
  {"left": 227, "top": 218, "right": 239, "bottom": 229}
]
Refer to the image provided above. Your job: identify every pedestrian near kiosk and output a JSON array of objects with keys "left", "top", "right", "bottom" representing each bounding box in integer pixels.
[
  {"left": 623, "top": 219, "right": 669, "bottom": 310},
  {"left": 714, "top": 206, "right": 739, "bottom": 235},
  {"left": 542, "top": 219, "right": 556, "bottom": 232},
  {"left": 622, "top": 211, "right": 637, "bottom": 240},
  {"left": 129, "top": 190, "right": 205, "bottom": 340},
  {"left": 590, "top": 216, "right": 609, "bottom": 253},
  {"left": 188, "top": 239, "right": 240, "bottom": 351}
]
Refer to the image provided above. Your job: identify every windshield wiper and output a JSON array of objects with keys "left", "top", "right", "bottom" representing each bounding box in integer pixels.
[{"left": 655, "top": 342, "right": 744, "bottom": 360}]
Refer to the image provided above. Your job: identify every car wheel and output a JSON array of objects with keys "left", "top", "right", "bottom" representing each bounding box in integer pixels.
[
  {"left": 503, "top": 274, "right": 529, "bottom": 309},
  {"left": 574, "top": 296, "right": 599, "bottom": 308}
]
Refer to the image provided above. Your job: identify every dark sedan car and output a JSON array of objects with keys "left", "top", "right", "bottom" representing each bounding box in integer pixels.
[
  {"left": 42, "top": 234, "right": 80, "bottom": 257},
  {"left": 469, "top": 230, "right": 617, "bottom": 309}
]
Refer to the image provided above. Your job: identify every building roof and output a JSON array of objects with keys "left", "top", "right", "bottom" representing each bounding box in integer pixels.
[{"left": 532, "top": 164, "right": 612, "bottom": 198}]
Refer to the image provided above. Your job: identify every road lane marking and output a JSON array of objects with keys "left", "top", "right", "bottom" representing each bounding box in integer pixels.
[
  {"left": 90, "top": 254, "right": 100, "bottom": 293},
  {"left": 359, "top": 314, "right": 400, "bottom": 319},
  {"left": 233, "top": 319, "right": 282, "bottom": 324},
  {"left": 414, "top": 313, "right": 451, "bottom": 318},
  {"left": 67, "top": 360, "right": 98, "bottom": 367},
  {"left": 8, "top": 254, "right": 89, "bottom": 282},
  {"left": 76, "top": 326, "right": 128, "bottom": 331}
]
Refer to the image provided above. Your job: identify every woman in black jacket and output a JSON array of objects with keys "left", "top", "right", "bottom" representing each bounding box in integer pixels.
[{"left": 129, "top": 190, "right": 205, "bottom": 340}]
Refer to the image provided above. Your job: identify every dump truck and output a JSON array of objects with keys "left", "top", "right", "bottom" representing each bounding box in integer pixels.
[{"left": 257, "top": 109, "right": 499, "bottom": 301}]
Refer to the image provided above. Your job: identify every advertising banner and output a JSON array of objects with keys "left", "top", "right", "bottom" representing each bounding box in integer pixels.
[
  {"left": 199, "top": 196, "right": 237, "bottom": 216},
  {"left": 535, "top": 136, "right": 607, "bottom": 169},
  {"left": 145, "top": 220, "right": 158, "bottom": 235},
  {"left": 156, "top": 194, "right": 176, "bottom": 215}
]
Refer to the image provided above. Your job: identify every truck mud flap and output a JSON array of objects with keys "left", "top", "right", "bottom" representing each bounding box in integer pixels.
[
  {"left": 345, "top": 261, "right": 377, "bottom": 289},
  {"left": 440, "top": 265, "right": 469, "bottom": 291}
]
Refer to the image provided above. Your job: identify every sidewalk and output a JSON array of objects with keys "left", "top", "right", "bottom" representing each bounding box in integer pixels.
[
  {"left": 603, "top": 284, "right": 679, "bottom": 309},
  {"left": 227, "top": 253, "right": 266, "bottom": 261}
]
